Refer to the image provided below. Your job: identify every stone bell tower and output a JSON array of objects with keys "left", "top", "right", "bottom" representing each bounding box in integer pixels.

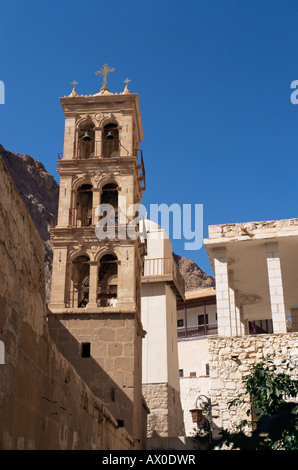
[{"left": 48, "top": 66, "right": 147, "bottom": 448}]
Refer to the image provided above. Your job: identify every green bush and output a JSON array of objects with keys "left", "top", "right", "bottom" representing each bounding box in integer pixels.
[{"left": 210, "top": 354, "right": 298, "bottom": 450}]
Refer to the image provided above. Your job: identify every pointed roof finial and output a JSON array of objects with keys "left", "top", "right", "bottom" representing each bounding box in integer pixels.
[
  {"left": 68, "top": 80, "right": 78, "bottom": 97},
  {"left": 123, "top": 78, "right": 131, "bottom": 94},
  {"left": 95, "top": 63, "right": 115, "bottom": 89}
]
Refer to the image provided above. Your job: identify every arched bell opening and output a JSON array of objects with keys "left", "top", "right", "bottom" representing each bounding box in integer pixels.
[
  {"left": 70, "top": 255, "right": 90, "bottom": 308},
  {"left": 102, "top": 123, "right": 119, "bottom": 158},
  {"left": 100, "top": 183, "right": 118, "bottom": 225},
  {"left": 97, "top": 254, "right": 118, "bottom": 307},
  {"left": 71, "top": 183, "right": 93, "bottom": 227},
  {"left": 77, "top": 120, "right": 95, "bottom": 159}
]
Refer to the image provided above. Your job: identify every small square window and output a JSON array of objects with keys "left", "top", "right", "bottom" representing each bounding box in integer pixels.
[
  {"left": 190, "top": 372, "right": 196, "bottom": 377},
  {"left": 81, "top": 342, "right": 91, "bottom": 358},
  {"left": 177, "top": 319, "right": 184, "bottom": 327},
  {"left": 198, "top": 314, "right": 208, "bottom": 325}
]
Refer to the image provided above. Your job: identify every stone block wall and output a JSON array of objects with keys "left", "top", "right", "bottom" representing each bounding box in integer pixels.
[
  {"left": 142, "top": 382, "right": 185, "bottom": 438},
  {"left": 1, "top": 301, "right": 135, "bottom": 450},
  {"left": 48, "top": 312, "right": 147, "bottom": 446},
  {"left": 0, "top": 155, "right": 135, "bottom": 450},
  {"left": 208, "top": 333, "right": 298, "bottom": 438}
]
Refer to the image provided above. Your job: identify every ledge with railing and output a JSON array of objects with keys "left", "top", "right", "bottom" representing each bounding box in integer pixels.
[
  {"left": 52, "top": 209, "right": 144, "bottom": 235},
  {"left": 57, "top": 144, "right": 145, "bottom": 190},
  {"left": 177, "top": 323, "right": 218, "bottom": 339},
  {"left": 68, "top": 208, "right": 95, "bottom": 227},
  {"left": 58, "top": 141, "right": 142, "bottom": 160},
  {"left": 50, "top": 210, "right": 96, "bottom": 229},
  {"left": 67, "top": 289, "right": 118, "bottom": 309},
  {"left": 73, "top": 140, "right": 121, "bottom": 160},
  {"left": 142, "top": 256, "right": 185, "bottom": 301}
]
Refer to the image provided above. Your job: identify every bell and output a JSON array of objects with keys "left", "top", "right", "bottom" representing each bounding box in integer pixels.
[
  {"left": 81, "top": 131, "right": 91, "bottom": 141},
  {"left": 106, "top": 131, "right": 114, "bottom": 140}
]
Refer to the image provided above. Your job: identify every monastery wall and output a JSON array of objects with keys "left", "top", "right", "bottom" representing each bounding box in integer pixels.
[
  {"left": 208, "top": 333, "right": 298, "bottom": 438},
  {"left": 0, "top": 155, "right": 134, "bottom": 450}
]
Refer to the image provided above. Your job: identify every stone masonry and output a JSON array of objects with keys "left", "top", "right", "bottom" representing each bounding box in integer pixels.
[
  {"left": 48, "top": 82, "right": 148, "bottom": 448},
  {"left": 48, "top": 312, "right": 148, "bottom": 439},
  {"left": 0, "top": 154, "right": 135, "bottom": 450},
  {"left": 208, "top": 333, "right": 298, "bottom": 438},
  {"left": 143, "top": 383, "right": 185, "bottom": 438}
]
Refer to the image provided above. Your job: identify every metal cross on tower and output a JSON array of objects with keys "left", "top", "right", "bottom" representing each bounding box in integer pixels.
[
  {"left": 70, "top": 80, "right": 78, "bottom": 91},
  {"left": 95, "top": 64, "right": 115, "bottom": 87}
]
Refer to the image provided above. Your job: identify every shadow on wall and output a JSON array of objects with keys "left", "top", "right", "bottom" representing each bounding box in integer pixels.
[
  {"left": 147, "top": 431, "right": 202, "bottom": 450},
  {"left": 47, "top": 314, "right": 134, "bottom": 434},
  {"left": 147, "top": 418, "right": 222, "bottom": 450}
]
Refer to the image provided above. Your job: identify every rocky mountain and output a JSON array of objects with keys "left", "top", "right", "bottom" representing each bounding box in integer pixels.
[
  {"left": 173, "top": 253, "right": 215, "bottom": 292},
  {"left": 0, "top": 145, "right": 214, "bottom": 301},
  {"left": 0, "top": 145, "right": 59, "bottom": 302}
]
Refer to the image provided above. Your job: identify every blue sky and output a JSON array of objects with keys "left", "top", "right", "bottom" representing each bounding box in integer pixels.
[{"left": 1, "top": 0, "right": 298, "bottom": 276}]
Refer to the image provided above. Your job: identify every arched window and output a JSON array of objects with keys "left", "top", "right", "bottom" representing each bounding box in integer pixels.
[
  {"left": 102, "top": 123, "right": 119, "bottom": 158},
  {"left": 101, "top": 183, "right": 118, "bottom": 208},
  {"left": 70, "top": 255, "right": 90, "bottom": 308},
  {"left": 70, "top": 183, "right": 93, "bottom": 227},
  {"left": 100, "top": 183, "right": 118, "bottom": 226},
  {"left": 76, "top": 119, "right": 95, "bottom": 159},
  {"left": 97, "top": 254, "right": 118, "bottom": 307}
]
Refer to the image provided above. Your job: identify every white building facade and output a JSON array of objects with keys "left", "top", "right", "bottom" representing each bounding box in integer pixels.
[{"left": 141, "top": 219, "right": 185, "bottom": 440}]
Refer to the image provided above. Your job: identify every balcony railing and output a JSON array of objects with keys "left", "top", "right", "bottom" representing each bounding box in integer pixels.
[
  {"left": 73, "top": 140, "right": 121, "bottom": 160},
  {"left": 68, "top": 208, "right": 121, "bottom": 231},
  {"left": 177, "top": 323, "right": 218, "bottom": 339},
  {"left": 143, "top": 257, "right": 185, "bottom": 300},
  {"left": 50, "top": 210, "right": 146, "bottom": 240},
  {"left": 68, "top": 290, "right": 117, "bottom": 308},
  {"left": 138, "top": 149, "right": 146, "bottom": 191},
  {"left": 69, "top": 208, "right": 94, "bottom": 227},
  {"left": 57, "top": 144, "right": 145, "bottom": 191},
  {"left": 143, "top": 257, "right": 172, "bottom": 277},
  {"left": 172, "top": 258, "right": 185, "bottom": 299},
  {"left": 68, "top": 288, "right": 89, "bottom": 308}
]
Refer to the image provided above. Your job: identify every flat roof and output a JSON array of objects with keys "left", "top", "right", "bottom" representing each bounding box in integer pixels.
[{"left": 204, "top": 217, "right": 298, "bottom": 320}]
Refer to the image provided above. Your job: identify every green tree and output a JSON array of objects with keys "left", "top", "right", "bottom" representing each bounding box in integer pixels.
[{"left": 210, "top": 354, "right": 298, "bottom": 450}]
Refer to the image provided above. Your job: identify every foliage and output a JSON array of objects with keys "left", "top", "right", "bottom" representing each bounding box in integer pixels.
[{"left": 210, "top": 354, "right": 298, "bottom": 450}]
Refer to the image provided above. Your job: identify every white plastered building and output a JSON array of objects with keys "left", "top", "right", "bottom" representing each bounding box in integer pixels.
[
  {"left": 141, "top": 219, "right": 185, "bottom": 440},
  {"left": 204, "top": 218, "right": 298, "bottom": 336}
]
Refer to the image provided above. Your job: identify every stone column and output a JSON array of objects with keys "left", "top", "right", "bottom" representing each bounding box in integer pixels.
[
  {"left": 94, "top": 128, "right": 102, "bottom": 158},
  {"left": 214, "top": 248, "right": 231, "bottom": 336},
  {"left": 63, "top": 117, "right": 76, "bottom": 160},
  {"left": 290, "top": 308, "right": 298, "bottom": 332},
  {"left": 57, "top": 177, "right": 72, "bottom": 227},
  {"left": 239, "top": 305, "right": 246, "bottom": 335},
  {"left": 117, "top": 244, "right": 135, "bottom": 309},
  {"left": 49, "top": 247, "right": 68, "bottom": 309},
  {"left": 266, "top": 243, "right": 287, "bottom": 333},
  {"left": 88, "top": 261, "right": 98, "bottom": 308},
  {"left": 229, "top": 271, "right": 241, "bottom": 336},
  {"left": 92, "top": 188, "right": 101, "bottom": 225}
]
